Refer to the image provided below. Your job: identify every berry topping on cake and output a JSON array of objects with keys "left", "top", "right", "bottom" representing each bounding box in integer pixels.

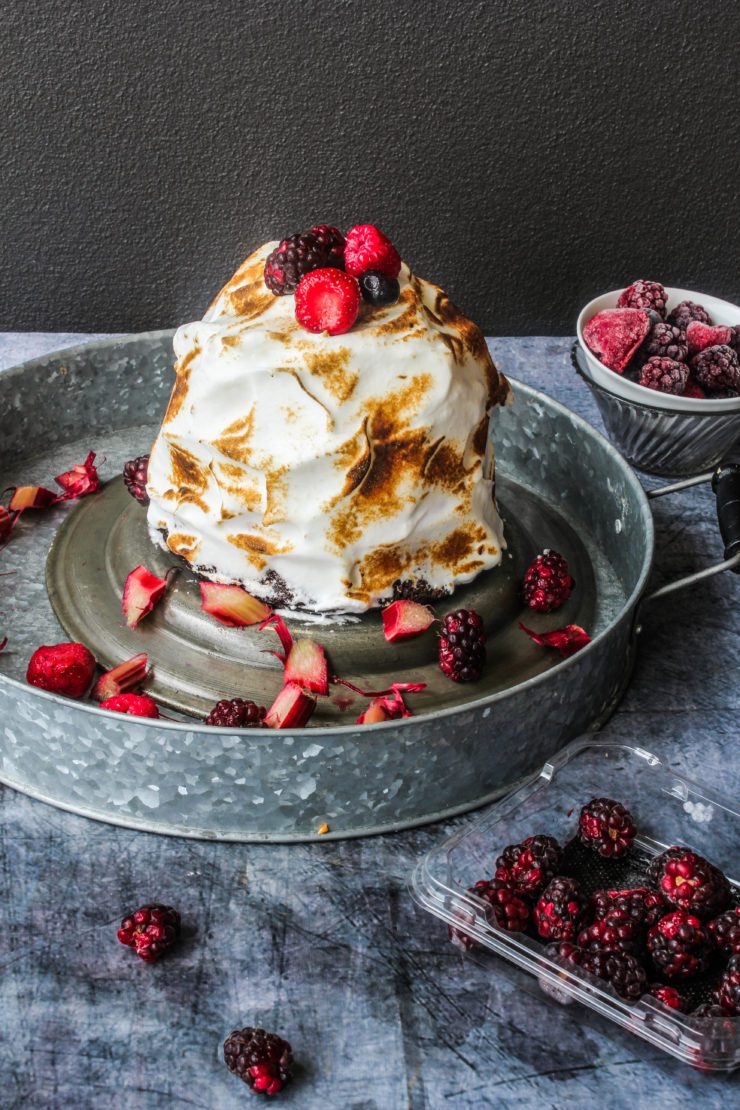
[
  {"left": 294, "top": 268, "right": 361, "bottom": 335},
  {"left": 639, "top": 356, "right": 689, "bottom": 394},
  {"left": 522, "top": 549, "right": 575, "bottom": 612},
  {"left": 685, "top": 321, "right": 732, "bottom": 355},
  {"left": 580, "top": 947, "right": 648, "bottom": 1000},
  {"left": 381, "top": 600, "right": 435, "bottom": 642},
  {"left": 308, "top": 224, "right": 346, "bottom": 265},
  {"left": 578, "top": 797, "right": 636, "bottom": 858},
  {"left": 691, "top": 344, "right": 740, "bottom": 392},
  {"left": 205, "top": 698, "right": 266, "bottom": 728},
  {"left": 583, "top": 308, "right": 651, "bottom": 372},
  {"left": 617, "top": 280, "right": 668, "bottom": 318},
  {"left": 26, "top": 642, "right": 96, "bottom": 699},
  {"left": 667, "top": 300, "right": 712, "bottom": 330},
  {"left": 100, "top": 693, "right": 160, "bottom": 718},
  {"left": 123, "top": 455, "right": 150, "bottom": 504},
  {"left": 648, "top": 847, "right": 731, "bottom": 919},
  {"left": 343, "top": 224, "right": 402, "bottom": 279},
  {"left": 647, "top": 984, "right": 687, "bottom": 1011},
  {"left": 117, "top": 903, "right": 180, "bottom": 963},
  {"left": 534, "top": 877, "right": 585, "bottom": 941},
  {"left": 590, "top": 888, "right": 666, "bottom": 933},
  {"left": 264, "top": 232, "right": 334, "bottom": 295},
  {"left": 438, "top": 608, "right": 486, "bottom": 682},
  {"left": 707, "top": 907, "right": 740, "bottom": 958},
  {"left": 224, "top": 1027, "right": 294, "bottom": 1095},
  {"left": 643, "top": 322, "right": 688, "bottom": 362},
  {"left": 647, "top": 911, "right": 712, "bottom": 978},
  {"left": 359, "top": 269, "right": 401, "bottom": 306},
  {"left": 494, "top": 834, "right": 563, "bottom": 897}
]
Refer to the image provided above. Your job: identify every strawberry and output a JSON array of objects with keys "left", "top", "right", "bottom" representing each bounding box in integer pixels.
[
  {"left": 199, "top": 582, "right": 271, "bottom": 627},
  {"left": 100, "top": 693, "right": 160, "bottom": 718},
  {"left": 686, "top": 321, "right": 732, "bottom": 356},
  {"left": 381, "top": 600, "right": 435, "bottom": 642},
  {"left": 294, "top": 268, "right": 361, "bottom": 335},
  {"left": 26, "top": 642, "right": 96, "bottom": 698},
  {"left": 583, "top": 308, "right": 650, "bottom": 373},
  {"left": 343, "top": 224, "right": 401, "bottom": 279}
]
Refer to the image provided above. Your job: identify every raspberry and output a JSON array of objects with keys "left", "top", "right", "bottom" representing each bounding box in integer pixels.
[
  {"left": 580, "top": 947, "right": 648, "bottom": 1001},
  {"left": 647, "top": 911, "right": 712, "bottom": 978},
  {"left": 264, "top": 232, "right": 334, "bottom": 296},
  {"left": 223, "top": 1027, "right": 293, "bottom": 1095},
  {"left": 343, "top": 224, "right": 402, "bottom": 279},
  {"left": 667, "top": 300, "right": 712, "bottom": 330},
  {"left": 117, "top": 903, "right": 180, "bottom": 963},
  {"left": 590, "top": 888, "right": 666, "bottom": 934},
  {"left": 308, "top": 224, "right": 346, "bottom": 265},
  {"left": 294, "top": 268, "right": 361, "bottom": 335},
  {"left": 583, "top": 308, "right": 651, "bottom": 373},
  {"left": 205, "top": 698, "right": 266, "bottom": 728},
  {"left": 648, "top": 847, "right": 730, "bottom": 919},
  {"left": 26, "top": 642, "right": 96, "bottom": 699},
  {"left": 618, "top": 280, "right": 668, "bottom": 318},
  {"left": 647, "top": 984, "right": 687, "bottom": 1012},
  {"left": 438, "top": 608, "right": 486, "bottom": 683},
  {"left": 714, "top": 962, "right": 740, "bottom": 1016},
  {"left": 522, "top": 550, "right": 574, "bottom": 613},
  {"left": 534, "top": 877, "right": 585, "bottom": 941},
  {"left": 691, "top": 345, "right": 740, "bottom": 392},
  {"left": 494, "top": 834, "right": 562, "bottom": 897},
  {"left": 642, "top": 322, "right": 688, "bottom": 362},
  {"left": 100, "top": 693, "right": 160, "bottom": 718},
  {"left": 638, "top": 356, "right": 688, "bottom": 395},
  {"left": 578, "top": 912, "right": 640, "bottom": 954},
  {"left": 707, "top": 907, "right": 740, "bottom": 957},
  {"left": 123, "top": 455, "right": 150, "bottom": 504},
  {"left": 578, "top": 797, "right": 636, "bottom": 858}
]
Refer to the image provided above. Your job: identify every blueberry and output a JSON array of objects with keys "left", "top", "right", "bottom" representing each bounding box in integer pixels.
[{"left": 359, "top": 270, "right": 400, "bottom": 307}]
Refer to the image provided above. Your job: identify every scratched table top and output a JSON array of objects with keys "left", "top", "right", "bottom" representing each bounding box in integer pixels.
[{"left": 1, "top": 333, "right": 737, "bottom": 1109}]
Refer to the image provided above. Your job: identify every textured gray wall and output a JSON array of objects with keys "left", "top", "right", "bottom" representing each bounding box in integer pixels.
[{"left": 2, "top": 0, "right": 738, "bottom": 334}]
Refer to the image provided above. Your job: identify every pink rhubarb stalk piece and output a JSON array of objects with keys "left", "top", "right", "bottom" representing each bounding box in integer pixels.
[
  {"left": 381, "top": 600, "right": 435, "bottom": 642},
  {"left": 200, "top": 582, "right": 272, "bottom": 627},
  {"left": 7, "top": 486, "right": 57, "bottom": 511},
  {"left": 0, "top": 506, "right": 15, "bottom": 544},
  {"left": 284, "top": 638, "right": 329, "bottom": 696},
  {"left": 54, "top": 451, "right": 101, "bottom": 500},
  {"left": 0, "top": 636, "right": 7, "bottom": 652},
  {"left": 122, "top": 566, "right": 171, "bottom": 629},
  {"left": 583, "top": 308, "right": 650, "bottom": 373},
  {"left": 259, "top": 613, "right": 295, "bottom": 662},
  {"left": 93, "top": 652, "right": 150, "bottom": 701},
  {"left": 264, "top": 681, "right": 316, "bottom": 728},
  {"left": 519, "top": 622, "right": 592, "bottom": 658}
]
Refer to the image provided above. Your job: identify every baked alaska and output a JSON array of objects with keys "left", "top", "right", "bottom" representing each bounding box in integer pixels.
[{"left": 146, "top": 224, "right": 511, "bottom": 614}]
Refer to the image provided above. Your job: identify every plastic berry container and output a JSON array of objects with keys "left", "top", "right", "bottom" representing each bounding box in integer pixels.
[{"left": 411, "top": 738, "right": 739, "bottom": 1071}]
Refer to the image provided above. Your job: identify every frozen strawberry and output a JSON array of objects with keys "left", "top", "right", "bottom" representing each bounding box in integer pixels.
[
  {"left": 583, "top": 308, "right": 650, "bottom": 373},
  {"left": 381, "top": 600, "right": 435, "bottom": 642},
  {"left": 54, "top": 451, "right": 101, "bottom": 500},
  {"left": 26, "top": 642, "right": 96, "bottom": 698},
  {"left": 683, "top": 377, "right": 706, "bottom": 399},
  {"left": 7, "top": 485, "right": 56, "bottom": 511},
  {"left": 283, "top": 638, "right": 329, "bottom": 696},
  {"left": 100, "top": 693, "right": 160, "bottom": 718},
  {"left": 520, "top": 622, "right": 591, "bottom": 657},
  {"left": 294, "top": 268, "right": 361, "bottom": 335},
  {"left": 93, "top": 652, "right": 150, "bottom": 701},
  {"left": 264, "top": 682, "right": 316, "bottom": 728},
  {"left": 122, "top": 566, "right": 171, "bottom": 629},
  {"left": 686, "top": 321, "right": 732, "bottom": 356},
  {"left": 199, "top": 582, "right": 271, "bottom": 627},
  {"left": 344, "top": 224, "right": 402, "bottom": 279}
]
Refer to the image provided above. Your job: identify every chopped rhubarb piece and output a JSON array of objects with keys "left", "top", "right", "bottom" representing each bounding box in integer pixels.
[
  {"left": 54, "top": 451, "right": 101, "bottom": 500},
  {"left": 583, "top": 308, "right": 650, "bottom": 373},
  {"left": 264, "top": 681, "right": 316, "bottom": 728},
  {"left": 381, "top": 600, "right": 435, "bottom": 642},
  {"left": 7, "top": 485, "right": 57, "bottom": 511},
  {"left": 259, "top": 613, "right": 294, "bottom": 661},
  {"left": 200, "top": 582, "right": 272, "bottom": 627},
  {"left": 686, "top": 321, "right": 732, "bottom": 356},
  {"left": 122, "top": 565, "right": 171, "bottom": 629},
  {"left": 0, "top": 636, "right": 7, "bottom": 652},
  {"left": 93, "top": 652, "right": 150, "bottom": 701},
  {"left": 357, "top": 700, "right": 392, "bottom": 724},
  {"left": 284, "top": 638, "right": 329, "bottom": 695},
  {"left": 0, "top": 506, "right": 14, "bottom": 544},
  {"left": 520, "top": 622, "right": 592, "bottom": 658}
]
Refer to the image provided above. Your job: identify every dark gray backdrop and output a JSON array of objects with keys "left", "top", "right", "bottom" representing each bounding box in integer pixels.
[{"left": 3, "top": 0, "right": 738, "bottom": 334}]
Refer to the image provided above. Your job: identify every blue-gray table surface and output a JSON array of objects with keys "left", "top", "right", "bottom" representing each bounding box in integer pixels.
[{"left": 1, "top": 333, "right": 737, "bottom": 1110}]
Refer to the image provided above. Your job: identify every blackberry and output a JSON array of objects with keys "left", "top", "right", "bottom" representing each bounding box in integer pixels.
[
  {"left": 590, "top": 888, "right": 666, "bottom": 934},
  {"left": 618, "top": 279, "right": 668, "bottom": 318},
  {"left": 123, "top": 455, "right": 150, "bottom": 504},
  {"left": 642, "top": 322, "right": 688, "bottom": 362},
  {"left": 648, "top": 847, "right": 730, "bottom": 919},
  {"left": 522, "top": 549, "right": 575, "bottom": 613},
  {"left": 448, "top": 878, "right": 530, "bottom": 949},
  {"left": 438, "top": 608, "right": 486, "bottom": 683},
  {"left": 580, "top": 946, "right": 648, "bottom": 1001},
  {"left": 714, "top": 962, "right": 740, "bottom": 1015},
  {"left": 667, "top": 300, "right": 712, "bottom": 330},
  {"left": 544, "top": 940, "right": 583, "bottom": 965},
  {"left": 494, "top": 834, "right": 563, "bottom": 897},
  {"left": 205, "top": 698, "right": 266, "bottom": 728},
  {"left": 647, "top": 984, "right": 687, "bottom": 1012},
  {"left": 359, "top": 269, "right": 400, "bottom": 307},
  {"left": 117, "top": 903, "right": 180, "bottom": 963},
  {"left": 263, "top": 232, "right": 334, "bottom": 296},
  {"left": 691, "top": 344, "right": 740, "bottom": 392},
  {"left": 639, "top": 356, "right": 688, "bottom": 395},
  {"left": 707, "top": 907, "right": 740, "bottom": 958},
  {"left": 309, "top": 224, "right": 346, "bottom": 265},
  {"left": 534, "top": 877, "right": 585, "bottom": 941},
  {"left": 578, "top": 797, "right": 636, "bottom": 858},
  {"left": 647, "top": 911, "right": 712, "bottom": 978},
  {"left": 578, "top": 912, "right": 640, "bottom": 954},
  {"left": 728, "top": 324, "right": 740, "bottom": 357},
  {"left": 223, "top": 1027, "right": 293, "bottom": 1095}
]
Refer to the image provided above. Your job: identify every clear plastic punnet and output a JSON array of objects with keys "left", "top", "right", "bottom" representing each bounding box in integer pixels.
[{"left": 411, "top": 739, "right": 739, "bottom": 1071}]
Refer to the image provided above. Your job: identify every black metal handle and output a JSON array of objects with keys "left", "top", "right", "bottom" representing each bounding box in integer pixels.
[{"left": 712, "top": 442, "right": 740, "bottom": 571}]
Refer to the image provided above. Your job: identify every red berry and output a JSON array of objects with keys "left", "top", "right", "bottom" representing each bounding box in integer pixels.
[
  {"left": 578, "top": 797, "right": 636, "bottom": 858},
  {"left": 583, "top": 308, "right": 650, "bottom": 373},
  {"left": 647, "top": 911, "right": 712, "bottom": 978},
  {"left": 639, "top": 356, "right": 688, "bottom": 395},
  {"left": 343, "top": 224, "right": 402, "bottom": 279},
  {"left": 617, "top": 279, "right": 668, "bottom": 318},
  {"left": 534, "top": 877, "right": 585, "bottom": 941},
  {"left": 494, "top": 834, "right": 562, "bottom": 897},
  {"left": 294, "top": 268, "right": 361, "bottom": 335},
  {"left": 438, "top": 608, "right": 486, "bottom": 683},
  {"left": 308, "top": 224, "right": 346, "bottom": 265},
  {"left": 647, "top": 847, "right": 730, "bottom": 919},
  {"left": 647, "top": 983, "right": 687, "bottom": 1012},
  {"left": 117, "top": 903, "right": 180, "bottom": 962},
  {"left": 522, "top": 549, "right": 574, "bottom": 613},
  {"left": 100, "top": 693, "right": 160, "bottom": 718},
  {"left": 123, "top": 455, "right": 150, "bottom": 504},
  {"left": 26, "top": 642, "right": 96, "bottom": 699},
  {"left": 224, "top": 1027, "right": 293, "bottom": 1094}
]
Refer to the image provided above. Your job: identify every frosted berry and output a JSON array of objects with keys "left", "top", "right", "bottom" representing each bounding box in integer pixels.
[
  {"left": 667, "top": 300, "right": 712, "bottom": 330},
  {"left": 294, "top": 268, "right": 361, "bottom": 335},
  {"left": 123, "top": 455, "right": 150, "bottom": 504},
  {"left": 578, "top": 797, "right": 636, "bottom": 858},
  {"left": 344, "top": 224, "right": 402, "bottom": 279},
  {"left": 308, "top": 224, "right": 345, "bottom": 265},
  {"left": 359, "top": 269, "right": 400, "bottom": 306},
  {"left": 583, "top": 308, "right": 650, "bottom": 372},
  {"left": 26, "top": 642, "right": 96, "bottom": 699},
  {"left": 648, "top": 847, "right": 730, "bottom": 919},
  {"left": 522, "top": 550, "right": 574, "bottom": 613},
  {"left": 647, "top": 911, "right": 712, "bottom": 978},
  {"left": 264, "top": 232, "right": 333, "bottom": 296},
  {"left": 618, "top": 279, "right": 668, "bottom": 318},
  {"left": 206, "top": 698, "right": 266, "bottom": 728},
  {"left": 223, "top": 1027, "right": 293, "bottom": 1095},
  {"left": 100, "top": 693, "right": 160, "bottom": 718},
  {"left": 691, "top": 345, "right": 740, "bottom": 393},
  {"left": 494, "top": 834, "right": 562, "bottom": 897},
  {"left": 117, "top": 903, "right": 180, "bottom": 963},
  {"left": 642, "top": 322, "right": 688, "bottom": 362},
  {"left": 534, "top": 877, "right": 585, "bottom": 941},
  {"left": 438, "top": 608, "right": 486, "bottom": 683},
  {"left": 639, "top": 356, "right": 688, "bottom": 395}
]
